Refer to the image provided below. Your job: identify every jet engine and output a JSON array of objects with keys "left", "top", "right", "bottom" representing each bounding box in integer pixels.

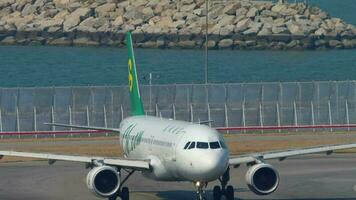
[
  {"left": 245, "top": 163, "right": 279, "bottom": 195},
  {"left": 86, "top": 166, "right": 121, "bottom": 198}
]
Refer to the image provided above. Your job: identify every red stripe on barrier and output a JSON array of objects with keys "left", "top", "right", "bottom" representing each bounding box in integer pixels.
[
  {"left": 216, "top": 124, "right": 356, "bottom": 131},
  {"left": 0, "top": 130, "right": 109, "bottom": 136}
]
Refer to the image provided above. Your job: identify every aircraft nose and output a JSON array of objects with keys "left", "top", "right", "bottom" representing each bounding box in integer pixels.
[{"left": 197, "top": 150, "right": 229, "bottom": 181}]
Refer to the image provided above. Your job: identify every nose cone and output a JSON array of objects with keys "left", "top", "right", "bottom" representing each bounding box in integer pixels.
[
  {"left": 198, "top": 150, "right": 229, "bottom": 181},
  {"left": 180, "top": 149, "right": 229, "bottom": 182}
]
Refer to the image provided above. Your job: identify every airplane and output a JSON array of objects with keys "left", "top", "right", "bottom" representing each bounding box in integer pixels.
[{"left": 1, "top": 32, "right": 356, "bottom": 200}]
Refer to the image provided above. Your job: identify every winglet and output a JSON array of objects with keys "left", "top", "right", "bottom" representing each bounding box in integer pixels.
[{"left": 126, "top": 32, "right": 145, "bottom": 116}]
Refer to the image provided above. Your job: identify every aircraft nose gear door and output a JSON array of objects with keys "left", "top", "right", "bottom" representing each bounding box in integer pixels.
[{"left": 195, "top": 181, "right": 207, "bottom": 200}]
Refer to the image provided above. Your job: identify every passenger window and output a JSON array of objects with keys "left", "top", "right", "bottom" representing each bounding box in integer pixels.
[
  {"left": 184, "top": 142, "right": 191, "bottom": 149},
  {"left": 219, "top": 140, "right": 227, "bottom": 149},
  {"left": 188, "top": 142, "right": 196, "bottom": 149},
  {"left": 197, "top": 142, "right": 209, "bottom": 149},
  {"left": 210, "top": 142, "right": 220, "bottom": 149}
]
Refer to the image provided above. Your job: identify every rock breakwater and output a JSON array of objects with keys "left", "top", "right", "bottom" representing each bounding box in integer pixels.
[{"left": 0, "top": 0, "right": 356, "bottom": 49}]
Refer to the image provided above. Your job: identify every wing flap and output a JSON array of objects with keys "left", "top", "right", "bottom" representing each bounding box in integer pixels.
[
  {"left": 0, "top": 151, "right": 149, "bottom": 170},
  {"left": 229, "top": 143, "right": 356, "bottom": 166}
]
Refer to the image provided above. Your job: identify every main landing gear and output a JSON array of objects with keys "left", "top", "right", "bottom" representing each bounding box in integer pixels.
[
  {"left": 213, "top": 167, "right": 235, "bottom": 200},
  {"left": 109, "top": 169, "right": 135, "bottom": 200}
]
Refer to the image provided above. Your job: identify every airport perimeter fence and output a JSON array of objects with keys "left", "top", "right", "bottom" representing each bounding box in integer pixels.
[{"left": 0, "top": 80, "right": 356, "bottom": 138}]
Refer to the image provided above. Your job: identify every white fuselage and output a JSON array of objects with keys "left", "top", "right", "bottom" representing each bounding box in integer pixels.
[{"left": 119, "top": 116, "right": 229, "bottom": 182}]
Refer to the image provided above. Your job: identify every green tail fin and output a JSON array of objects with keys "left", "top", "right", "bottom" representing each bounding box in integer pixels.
[{"left": 126, "top": 32, "right": 145, "bottom": 116}]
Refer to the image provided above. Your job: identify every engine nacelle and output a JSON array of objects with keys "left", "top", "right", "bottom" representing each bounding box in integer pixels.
[
  {"left": 245, "top": 163, "right": 279, "bottom": 195},
  {"left": 86, "top": 166, "right": 120, "bottom": 198}
]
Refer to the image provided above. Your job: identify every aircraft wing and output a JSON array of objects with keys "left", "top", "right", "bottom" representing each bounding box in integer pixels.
[
  {"left": 0, "top": 151, "right": 150, "bottom": 170},
  {"left": 45, "top": 123, "right": 120, "bottom": 133},
  {"left": 229, "top": 143, "right": 356, "bottom": 167}
]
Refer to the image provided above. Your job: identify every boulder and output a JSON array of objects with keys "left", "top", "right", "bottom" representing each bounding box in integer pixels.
[
  {"left": 280, "top": 8, "right": 298, "bottom": 16},
  {"left": 156, "top": 16, "right": 173, "bottom": 29},
  {"left": 271, "top": 4, "right": 287, "bottom": 13},
  {"left": 193, "top": 8, "right": 203, "bottom": 16},
  {"left": 216, "top": 15, "right": 235, "bottom": 28},
  {"left": 178, "top": 40, "right": 196, "bottom": 48},
  {"left": 68, "top": 2, "right": 82, "bottom": 12},
  {"left": 63, "top": 8, "right": 91, "bottom": 32},
  {"left": 141, "top": 7, "right": 154, "bottom": 21},
  {"left": 49, "top": 37, "right": 72, "bottom": 45},
  {"left": 47, "top": 26, "right": 61, "bottom": 33},
  {"left": 144, "top": 25, "right": 161, "bottom": 34},
  {"left": 77, "top": 17, "right": 97, "bottom": 32},
  {"left": 156, "top": 38, "right": 165, "bottom": 48},
  {"left": 22, "top": 4, "right": 38, "bottom": 15},
  {"left": 260, "top": 10, "right": 278, "bottom": 18},
  {"left": 95, "top": 3, "right": 116, "bottom": 18},
  {"left": 139, "top": 41, "right": 157, "bottom": 48},
  {"left": 328, "top": 40, "right": 342, "bottom": 48},
  {"left": 180, "top": 4, "right": 196, "bottom": 12},
  {"left": 243, "top": 23, "right": 261, "bottom": 35},
  {"left": 273, "top": 18, "right": 285, "bottom": 27},
  {"left": 218, "top": 39, "right": 234, "bottom": 49},
  {"left": 218, "top": 39, "right": 233, "bottom": 49},
  {"left": 272, "top": 26, "right": 289, "bottom": 34},
  {"left": 220, "top": 25, "right": 234, "bottom": 36},
  {"left": 124, "top": 6, "right": 144, "bottom": 20},
  {"left": 234, "top": 18, "right": 251, "bottom": 33},
  {"left": 234, "top": 40, "right": 246, "bottom": 49},
  {"left": 325, "top": 30, "right": 338, "bottom": 37},
  {"left": 0, "top": 0, "right": 15, "bottom": 9},
  {"left": 172, "top": 20, "right": 185, "bottom": 29},
  {"left": 246, "top": 7, "right": 258, "bottom": 18},
  {"left": 0, "top": 36, "right": 16, "bottom": 44},
  {"left": 112, "top": 15, "right": 123, "bottom": 27},
  {"left": 38, "top": 18, "right": 64, "bottom": 30},
  {"left": 73, "top": 37, "right": 99, "bottom": 46},
  {"left": 96, "top": 20, "right": 110, "bottom": 32},
  {"left": 342, "top": 39, "right": 354, "bottom": 49},
  {"left": 314, "top": 39, "right": 326, "bottom": 47},
  {"left": 258, "top": 27, "right": 272, "bottom": 36},
  {"left": 287, "top": 23, "right": 304, "bottom": 35},
  {"left": 236, "top": 7, "right": 248, "bottom": 16},
  {"left": 223, "top": 3, "right": 239, "bottom": 15},
  {"left": 204, "top": 40, "right": 216, "bottom": 49},
  {"left": 131, "top": 0, "right": 148, "bottom": 7},
  {"left": 259, "top": 17, "right": 273, "bottom": 24},
  {"left": 315, "top": 28, "right": 327, "bottom": 36}
]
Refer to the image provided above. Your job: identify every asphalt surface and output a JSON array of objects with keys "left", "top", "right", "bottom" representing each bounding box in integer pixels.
[{"left": 1, "top": 154, "right": 356, "bottom": 200}]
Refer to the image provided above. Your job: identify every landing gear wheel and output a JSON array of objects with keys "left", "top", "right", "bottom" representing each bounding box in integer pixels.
[
  {"left": 121, "top": 187, "right": 129, "bottom": 200},
  {"left": 226, "top": 185, "right": 234, "bottom": 200},
  {"left": 108, "top": 195, "right": 117, "bottom": 200},
  {"left": 213, "top": 185, "right": 222, "bottom": 200}
]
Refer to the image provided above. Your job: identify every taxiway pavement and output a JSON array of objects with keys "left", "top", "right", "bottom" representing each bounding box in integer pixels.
[{"left": 0, "top": 154, "right": 356, "bottom": 200}]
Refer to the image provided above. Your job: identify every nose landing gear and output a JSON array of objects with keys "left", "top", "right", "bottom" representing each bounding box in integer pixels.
[
  {"left": 195, "top": 181, "right": 207, "bottom": 200},
  {"left": 213, "top": 167, "right": 235, "bottom": 200}
]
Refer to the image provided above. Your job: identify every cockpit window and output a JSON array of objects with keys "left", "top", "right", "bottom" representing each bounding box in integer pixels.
[
  {"left": 210, "top": 142, "right": 220, "bottom": 149},
  {"left": 197, "top": 142, "right": 209, "bottom": 149},
  {"left": 219, "top": 140, "right": 227, "bottom": 149},
  {"left": 184, "top": 142, "right": 191, "bottom": 149},
  {"left": 188, "top": 142, "right": 196, "bottom": 149}
]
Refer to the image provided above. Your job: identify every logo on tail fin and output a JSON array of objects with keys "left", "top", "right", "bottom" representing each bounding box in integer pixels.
[{"left": 128, "top": 59, "right": 133, "bottom": 91}]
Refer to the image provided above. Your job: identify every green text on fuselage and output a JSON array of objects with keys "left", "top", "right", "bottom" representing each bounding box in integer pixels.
[{"left": 121, "top": 123, "right": 144, "bottom": 155}]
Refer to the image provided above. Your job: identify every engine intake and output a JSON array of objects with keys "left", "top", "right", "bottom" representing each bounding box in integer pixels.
[
  {"left": 246, "top": 163, "right": 279, "bottom": 195},
  {"left": 86, "top": 166, "right": 120, "bottom": 198}
]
